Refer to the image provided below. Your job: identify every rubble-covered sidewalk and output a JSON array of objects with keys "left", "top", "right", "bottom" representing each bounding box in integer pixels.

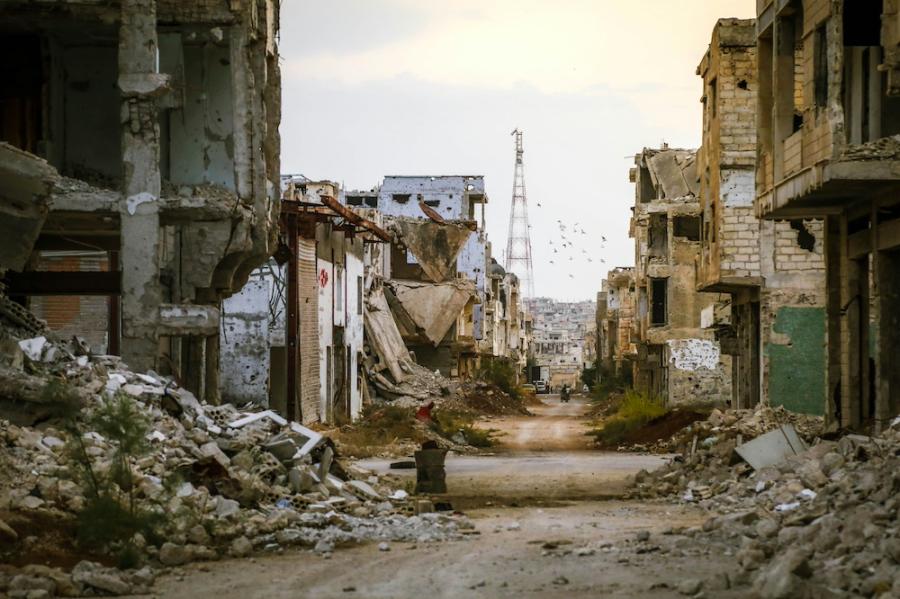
[{"left": 0, "top": 330, "right": 473, "bottom": 598}]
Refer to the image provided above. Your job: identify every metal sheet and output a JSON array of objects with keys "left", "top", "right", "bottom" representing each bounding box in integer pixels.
[{"left": 734, "top": 424, "right": 808, "bottom": 470}]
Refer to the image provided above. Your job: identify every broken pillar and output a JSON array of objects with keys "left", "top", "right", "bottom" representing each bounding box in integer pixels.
[{"left": 118, "top": 0, "right": 166, "bottom": 372}]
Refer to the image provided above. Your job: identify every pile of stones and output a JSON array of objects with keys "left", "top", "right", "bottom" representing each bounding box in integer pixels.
[
  {"left": 627, "top": 405, "right": 899, "bottom": 598},
  {"left": 0, "top": 333, "right": 472, "bottom": 597},
  {"left": 628, "top": 405, "right": 824, "bottom": 500}
]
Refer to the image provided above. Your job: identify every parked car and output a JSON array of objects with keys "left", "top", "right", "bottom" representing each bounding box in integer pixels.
[
  {"left": 534, "top": 380, "right": 547, "bottom": 394},
  {"left": 521, "top": 383, "right": 536, "bottom": 394}
]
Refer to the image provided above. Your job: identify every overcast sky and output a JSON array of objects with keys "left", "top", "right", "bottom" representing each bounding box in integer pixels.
[{"left": 279, "top": 0, "right": 756, "bottom": 301}]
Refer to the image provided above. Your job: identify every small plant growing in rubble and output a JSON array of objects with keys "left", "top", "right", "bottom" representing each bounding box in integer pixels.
[
  {"left": 50, "top": 382, "right": 163, "bottom": 567},
  {"left": 434, "top": 410, "right": 495, "bottom": 448}
]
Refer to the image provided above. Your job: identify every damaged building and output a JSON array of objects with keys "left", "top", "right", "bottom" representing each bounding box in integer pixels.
[
  {"left": 754, "top": 0, "right": 900, "bottom": 430},
  {"left": 597, "top": 267, "right": 637, "bottom": 382},
  {"left": 696, "top": 18, "right": 828, "bottom": 415},
  {"left": 217, "top": 173, "right": 529, "bottom": 424},
  {"left": 0, "top": 0, "right": 282, "bottom": 404},
  {"left": 370, "top": 176, "right": 494, "bottom": 378},
  {"left": 218, "top": 176, "right": 388, "bottom": 425},
  {"left": 629, "top": 146, "right": 731, "bottom": 404}
]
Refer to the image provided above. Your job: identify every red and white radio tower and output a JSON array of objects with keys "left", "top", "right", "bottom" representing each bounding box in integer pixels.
[{"left": 504, "top": 128, "right": 536, "bottom": 298}]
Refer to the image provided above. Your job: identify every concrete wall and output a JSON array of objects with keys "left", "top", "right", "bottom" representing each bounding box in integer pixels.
[
  {"left": 220, "top": 277, "right": 270, "bottom": 405},
  {"left": 345, "top": 248, "right": 365, "bottom": 420},
  {"left": 458, "top": 231, "right": 488, "bottom": 339},
  {"left": 166, "top": 37, "right": 236, "bottom": 190},
  {"left": 317, "top": 257, "right": 334, "bottom": 423},
  {"left": 666, "top": 339, "right": 732, "bottom": 404},
  {"left": 378, "top": 176, "right": 485, "bottom": 220}
]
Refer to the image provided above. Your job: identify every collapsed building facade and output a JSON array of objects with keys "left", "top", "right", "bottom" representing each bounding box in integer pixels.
[
  {"left": 628, "top": 147, "right": 731, "bottom": 405},
  {"left": 0, "top": 0, "right": 282, "bottom": 404},
  {"left": 218, "top": 174, "right": 530, "bottom": 424},
  {"left": 696, "top": 18, "right": 828, "bottom": 416}
]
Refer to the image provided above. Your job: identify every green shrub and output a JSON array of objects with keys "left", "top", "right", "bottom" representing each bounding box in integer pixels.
[
  {"left": 434, "top": 410, "right": 495, "bottom": 448},
  {"left": 58, "top": 390, "right": 162, "bottom": 562},
  {"left": 590, "top": 390, "right": 667, "bottom": 445}
]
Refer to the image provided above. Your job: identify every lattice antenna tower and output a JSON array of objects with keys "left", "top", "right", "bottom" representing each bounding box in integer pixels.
[{"left": 505, "top": 128, "right": 535, "bottom": 298}]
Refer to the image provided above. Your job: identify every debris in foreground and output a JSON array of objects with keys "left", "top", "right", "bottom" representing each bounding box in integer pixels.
[
  {"left": 0, "top": 332, "right": 473, "bottom": 597},
  {"left": 627, "top": 405, "right": 900, "bottom": 598}
]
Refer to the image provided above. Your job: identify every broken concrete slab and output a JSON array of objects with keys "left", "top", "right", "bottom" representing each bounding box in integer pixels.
[
  {"left": 364, "top": 288, "right": 414, "bottom": 383},
  {"left": 390, "top": 217, "right": 473, "bottom": 283},
  {"left": 735, "top": 425, "right": 807, "bottom": 470},
  {"left": 157, "top": 303, "right": 220, "bottom": 336},
  {"left": 387, "top": 279, "right": 476, "bottom": 346},
  {"left": 645, "top": 149, "right": 699, "bottom": 199},
  {"left": 0, "top": 143, "right": 57, "bottom": 274}
]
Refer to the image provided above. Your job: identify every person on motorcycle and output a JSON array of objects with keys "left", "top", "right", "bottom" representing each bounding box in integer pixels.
[{"left": 561, "top": 384, "right": 570, "bottom": 403}]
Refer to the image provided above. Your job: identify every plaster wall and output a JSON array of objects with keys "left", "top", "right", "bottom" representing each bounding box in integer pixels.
[
  {"left": 220, "top": 277, "right": 270, "bottom": 405},
  {"left": 165, "top": 39, "right": 236, "bottom": 190}
]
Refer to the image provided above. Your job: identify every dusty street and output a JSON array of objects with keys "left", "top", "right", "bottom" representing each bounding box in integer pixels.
[{"left": 145, "top": 397, "right": 737, "bottom": 599}]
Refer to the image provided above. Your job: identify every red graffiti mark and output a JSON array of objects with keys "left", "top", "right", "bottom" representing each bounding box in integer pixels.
[{"left": 318, "top": 269, "right": 329, "bottom": 288}]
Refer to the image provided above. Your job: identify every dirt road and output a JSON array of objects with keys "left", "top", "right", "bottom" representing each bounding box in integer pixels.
[
  {"left": 482, "top": 395, "right": 595, "bottom": 451},
  {"left": 146, "top": 395, "right": 733, "bottom": 598}
]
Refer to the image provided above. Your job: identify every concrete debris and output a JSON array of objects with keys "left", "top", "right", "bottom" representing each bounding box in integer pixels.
[
  {"left": 388, "top": 217, "right": 473, "bottom": 284},
  {"left": 626, "top": 408, "right": 900, "bottom": 598},
  {"left": 0, "top": 331, "right": 472, "bottom": 596},
  {"left": 0, "top": 143, "right": 57, "bottom": 275},
  {"left": 840, "top": 134, "right": 900, "bottom": 161},
  {"left": 386, "top": 279, "right": 476, "bottom": 347}
]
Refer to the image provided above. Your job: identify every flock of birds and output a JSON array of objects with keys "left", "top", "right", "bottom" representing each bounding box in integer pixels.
[{"left": 530, "top": 206, "right": 608, "bottom": 278}]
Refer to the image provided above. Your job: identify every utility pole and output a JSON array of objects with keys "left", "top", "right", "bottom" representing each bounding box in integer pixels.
[{"left": 505, "top": 129, "right": 536, "bottom": 298}]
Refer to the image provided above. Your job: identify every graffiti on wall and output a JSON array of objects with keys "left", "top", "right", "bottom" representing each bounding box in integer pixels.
[{"left": 667, "top": 338, "right": 720, "bottom": 371}]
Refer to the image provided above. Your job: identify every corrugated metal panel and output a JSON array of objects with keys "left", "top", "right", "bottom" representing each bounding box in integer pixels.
[{"left": 298, "top": 239, "right": 320, "bottom": 424}]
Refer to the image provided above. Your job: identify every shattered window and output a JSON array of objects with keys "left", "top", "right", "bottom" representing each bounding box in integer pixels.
[
  {"left": 673, "top": 216, "right": 701, "bottom": 241},
  {"left": 650, "top": 278, "right": 667, "bottom": 326},
  {"left": 392, "top": 194, "right": 410, "bottom": 204}
]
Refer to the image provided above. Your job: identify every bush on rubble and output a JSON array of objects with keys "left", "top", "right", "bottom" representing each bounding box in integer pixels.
[
  {"left": 590, "top": 389, "right": 667, "bottom": 445},
  {"left": 50, "top": 382, "right": 164, "bottom": 567}
]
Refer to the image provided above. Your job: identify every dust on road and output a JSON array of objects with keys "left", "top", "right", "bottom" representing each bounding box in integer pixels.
[{"left": 482, "top": 395, "right": 595, "bottom": 451}]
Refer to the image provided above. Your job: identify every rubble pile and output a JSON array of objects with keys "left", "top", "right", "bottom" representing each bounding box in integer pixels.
[
  {"left": 627, "top": 404, "right": 823, "bottom": 461},
  {"left": 442, "top": 381, "right": 530, "bottom": 417},
  {"left": 372, "top": 362, "right": 463, "bottom": 406},
  {"left": 627, "top": 406, "right": 899, "bottom": 597},
  {"left": 0, "top": 333, "right": 472, "bottom": 597},
  {"left": 840, "top": 133, "right": 900, "bottom": 161}
]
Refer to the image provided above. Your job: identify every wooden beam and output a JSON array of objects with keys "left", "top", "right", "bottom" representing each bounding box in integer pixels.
[{"left": 3, "top": 271, "right": 120, "bottom": 295}]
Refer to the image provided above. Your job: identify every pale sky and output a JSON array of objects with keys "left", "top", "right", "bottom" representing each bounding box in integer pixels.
[{"left": 280, "top": 0, "right": 756, "bottom": 301}]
